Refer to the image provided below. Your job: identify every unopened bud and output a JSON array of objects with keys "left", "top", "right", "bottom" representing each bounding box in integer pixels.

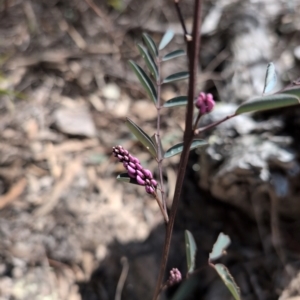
[
  {"left": 195, "top": 92, "right": 215, "bottom": 115},
  {"left": 151, "top": 179, "right": 158, "bottom": 187},
  {"left": 143, "top": 169, "right": 153, "bottom": 179},
  {"left": 167, "top": 268, "right": 182, "bottom": 286},
  {"left": 127, "top": 166, "right": 136, "bottom": 174},
  {"left": 136, "top": 175, "right": 146, "bottom": 186},
  {"left": 145, "top": 185, "right": 155, "bottom": 194}
]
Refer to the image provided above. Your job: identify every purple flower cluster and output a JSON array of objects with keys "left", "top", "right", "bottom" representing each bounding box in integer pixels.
[
  {"left": 195, "top": 92, "right": 215, "bottom": 115},
  {"left": 112, "top": 145, "right": 158, "bottom": 194},
  {"left": 167, "top": 268, "right": 182, "bottom": 286}
]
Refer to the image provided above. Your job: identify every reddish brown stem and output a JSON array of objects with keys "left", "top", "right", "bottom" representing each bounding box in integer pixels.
[{"left": 152, "top": 1, "right": 202, "bottom": 299}]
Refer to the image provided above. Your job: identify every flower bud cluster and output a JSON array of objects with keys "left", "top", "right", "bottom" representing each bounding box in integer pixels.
[
  {"left": 195, "top": 92, "right": 215, "bottom": 115},
  {"left": 167, "top": 268, "right": 182, "bottom": 286},
  {"left": 112, "top": 145, "right": 158, "bottom": 194}
]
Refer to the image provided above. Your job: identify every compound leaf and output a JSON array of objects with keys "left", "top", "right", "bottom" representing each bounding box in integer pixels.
[
  {"left": 163, "top": 96, "right": 188, "bottom": 108},
  {"left": 281, "top": 86, "right": 300, "bottom": 98},
  {"left": 213, "top": 264, "right": 241, "bottom": 300},
  {"left": 263, "top": 62, "right": 277, "bottom": 94},
  {"left": 129, "top": 60, "right": 157, "bottom": 104},
  {"left": 163, "top": 71, "right": 189, "bottom": 84},
  {"left": 209, "top": 233, "right": 231, "bottom": 261},
  {"left": 117, "top": 173, "right": 139, "bottom": 185},
  {"left": 164, "top": 140, "right": 208, "bottom": 159},
  {"left": 162, "top": 49, "right": 185, "bottom": 61},
  {"left": 137, "top": 44, "right": 158, "bottom": 80},
  {"left": 236, "top": 93, "right": 300, "bottom": 115},
  {"left": 185, "top": 230, "right": 197, "bottom": 273},
  {"left": 126, "top": 118, "right": 157, "bottom": 158},
  {"left": 159, "top": 29, "right": 174, "bottom": 50},
  {"left": 142, "top": 33, "right": 158, "bottom": 57}
]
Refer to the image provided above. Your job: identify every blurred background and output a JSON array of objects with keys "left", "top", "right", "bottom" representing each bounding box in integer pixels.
[{"left": 0, "top": 0, "right": 300, "bottom": 299}]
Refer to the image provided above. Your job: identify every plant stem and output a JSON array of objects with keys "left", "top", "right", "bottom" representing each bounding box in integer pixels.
[
  {"left": 174, "top": 0, "right": 188, "bottom": 38},
  {"left": 155, "top": 57, "right": 168, "bottom": 218},
  {"left": 154, "top": 192, "right": 169, "bottom": 223},
  {"left": 194, "top": 113, "right": 236, "bottom": 135},
  {"left": 152, "top": 1, "right": 202, "bottom": 299}
]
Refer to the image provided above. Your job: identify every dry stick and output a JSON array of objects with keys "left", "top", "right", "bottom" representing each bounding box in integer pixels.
[
  {"left": 156, "top": 57, "right": 168, "bottom": 217},
  {"left": 152, "top": 1, "right": 202, "bottom": 299},
  {"left": 115, "top": 257, "right": 129, "bottom": 300}
]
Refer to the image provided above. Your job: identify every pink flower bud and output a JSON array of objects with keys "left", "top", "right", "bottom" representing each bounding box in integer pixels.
[
  {"left": 145, "top": 185, "right": 154, "bottom": 194},
  {"left": 136, "top": 170, "right": 145, "bottom": 179},
  {"left": 129, "top": 162, "right": 136, "bottom": 169},
  {"left": 151, "top": 179, "right": 158, "bottom": 187},
  {"left": 117, "top": 154, "right": 123, "bottom": 161},
  {"left": 123, "top": 162, "right": 128, "bottom": 168},
  {"left": 195, "top": 92, "right": 215, "bottom": 115},
  {"left": 167, "top": 268, "right": 182, "bottom": 286},
  {"left": 136, "top": 175, "right": 146, "bottom": 186},
  {"left": 127, "top": 166, "right": 136, "bottom": 174},
  {"left": 206, "top": 93, "right": 215, "bottom": 112},
  {"left": 131, "top": 157, "right": 140, "bottom": 164},
  {"left": 143, "top": 169, "right": 153, "bottom": 179},
  {"left": 135, "top": 164, "right": 143, "bottom": 171}
]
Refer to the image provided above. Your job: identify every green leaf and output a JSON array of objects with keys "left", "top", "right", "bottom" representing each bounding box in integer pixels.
[
  {"left": 128, "top": 60, "right": 157, "bottom": 104},
  {"left": 171, "top": 277, "right": 198, "bottom": 300},
  {"left": 164, "top": 140, "right": 208, "bottom": 159},
  {"left": 235, "top": 93, "right": 300, "bottom": 115},
  {"left": 281, "top": 86, "right": 300, "bottom": 98},
  {"left": 209, "top": 233, "right": 231, "bottom": 261},
  {"left": 185, "top": 230, "right": 197, "bottom": 273},
  {"left": 117, "top": 173, "right": 139, "bottom": 185},
  {"left": 126, "top": 118, "right": 157, "bottom": 158},
  {"left": 163, "top": 71, "right": 189, "bottom": 84},
  {"left": 162, "top": 49, "right": 185, "bottom": 61},
  {"left": 142, "top": 33, "right": 158, "bottom": 57},
  {"left": 163, "top": 96, "right": 188, "bottom": 108},
  {"left": 213, "top": 264, "right": 241, "bottom": 300},
  {"left": 263, "top": 62, "right": 277, "bottom": 94},
  {"left": 137, "top": 44, "right": 158, "bottom": 80},
  {"left": 159, "top": 29, "right": 174, "bottom": 50}
]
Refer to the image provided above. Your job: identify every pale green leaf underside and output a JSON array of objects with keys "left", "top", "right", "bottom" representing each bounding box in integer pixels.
[
  {"left": 236, "top": 93, "right": 300, "bottom": 115},
  {"left": 142, "top": 33, "right": 158, "bottom": 57},
  {"left": 163, "top": 96, "right": 188, "bottom": 108},
  {"left": 137, "top": 44, "right": 158, "bottom": 80},
  {"left": 126, "top": 118, "right": 157, "bottom": 158},
  {"left": 209, "top": 232, "right": 231, "bottom": 261},
  {"left": 214, "top": 264, "right": 241, "bottom": 300},
  {"left": 185, "top": 230, "right": 197, "bottom": 273},
  {"left": 163, "top": 71, "right": 189, "bottom": 84},
  {"left": 263, "top": 62, "right": 277, "bottom": 94},
  {"left": 117, "top": 173, "right": 139, "bottom": 185},
  {"left": 159, "top": 29, "right": 174, "bottom": 50},
  {"left": 162, "top": 49, "right": 185, "bottom": 61},
  {"left": 128, "top": 60, "right": 157, "bottom": 104},
  {"left": 164, "top": 139, "right": 208, "bottom": 158}
]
